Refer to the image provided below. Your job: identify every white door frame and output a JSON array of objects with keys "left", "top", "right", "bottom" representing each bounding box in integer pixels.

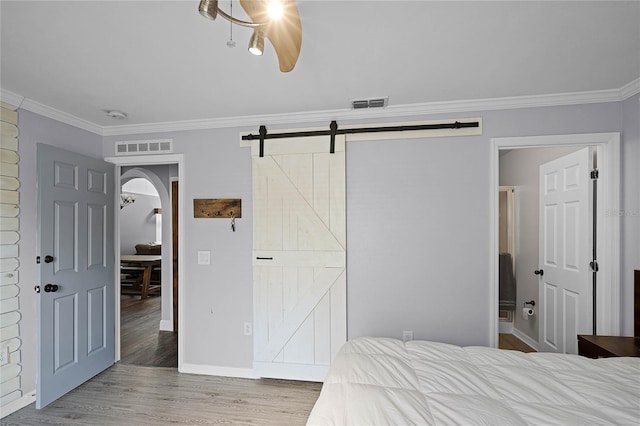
[
  {"left": 489, "top": 133, "right": 620, "bottom": 348},
  {"left": 104, "top": 154, "right": 185, "bottom": 370}
]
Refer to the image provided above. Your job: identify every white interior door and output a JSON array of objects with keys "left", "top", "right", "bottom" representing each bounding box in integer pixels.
[
  {"left": 538, "top": 147, "right": 591, "bottom": 354},
  {"left": 252, "top": 135, "right": 346, "bottom": 381},
  {"left": 37, "top": 144, "right": 115, "bottom": 408}
]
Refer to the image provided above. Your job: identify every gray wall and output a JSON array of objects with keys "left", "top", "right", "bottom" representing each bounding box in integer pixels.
[
  {"left": 16, "top": 109, "right": 104, "bottom": 397},
  {"left": 620, "top": 94, "right": 640, "bottom": 337},
  {"left": 346, "top": 134, "right": 489, "bottom": 344},
  {"left": 119, "top": 193, "right": 161, "bottom": 255},
  {"left": 499, "top": 146, "right": 582, "bottom": 342},
  {"left": 12, "top": 94, "right": 639, "bottom": 395},
  {"left": 103, "top": 98, "right": 636, "bottom": 371}
]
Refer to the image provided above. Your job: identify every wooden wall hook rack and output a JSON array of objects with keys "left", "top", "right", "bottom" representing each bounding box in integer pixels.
[{"left": 193, "top": 198, "right": 242, "bottom": 218}]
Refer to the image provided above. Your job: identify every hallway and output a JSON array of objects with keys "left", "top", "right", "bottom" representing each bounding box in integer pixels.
[{"left": 120, "top": 294, "right": 177, "bottom": 367}]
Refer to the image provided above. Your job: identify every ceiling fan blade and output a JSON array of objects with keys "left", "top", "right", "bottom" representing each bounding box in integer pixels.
[{"left": 240, "top": 0, "right": 302, "bottom": 72}]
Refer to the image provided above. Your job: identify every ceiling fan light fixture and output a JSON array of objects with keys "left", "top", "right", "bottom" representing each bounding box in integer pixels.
[
  {"left": 197, "top": 0, "right": 302, "bottom": 71},
  {"left": 199, "top": 0, "right": 218, "bottom": 20},
  {"left": 248, "top": 29, "right": 264, "bottom": 56}
]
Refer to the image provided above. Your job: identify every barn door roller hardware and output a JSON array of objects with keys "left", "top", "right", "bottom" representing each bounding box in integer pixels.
[{"left": 243, "top": 120, "right": 481, "bottom": 157}]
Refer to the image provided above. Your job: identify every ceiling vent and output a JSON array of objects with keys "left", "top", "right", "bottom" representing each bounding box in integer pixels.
[
  {"left": 351, "top": 97, "right": 388, "bottom": 109},
  {"left": 115, "top": 139, "right": 173, "bottom": 156}
]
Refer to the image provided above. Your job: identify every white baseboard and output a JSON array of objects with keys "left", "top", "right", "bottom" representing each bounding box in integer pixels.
[
  {"left": 512, "top": 328, "right": 539, "bottom": 351},
  {"left": 498, "top": 321, "right": 514, "bottom": 334},
  {"left": 159, "top": 319, "right": 174, "bottom": 332},
  {"left": 1, "top": 389, "right": 36, "bottom": 418},
  {"left": 180, "top": 363, "right": 255, "bottom": 379},
  {"left": 253, "top": 361, "right": 327, "bottom": 382}
]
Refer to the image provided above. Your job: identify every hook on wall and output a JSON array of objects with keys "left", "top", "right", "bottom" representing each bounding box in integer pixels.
[{"left": 193, "top": 198, "right": 242, "bottom": 219}]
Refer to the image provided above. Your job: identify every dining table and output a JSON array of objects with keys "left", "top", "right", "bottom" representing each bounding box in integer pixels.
[{"left": 120, "top": 255, "right": 161, "bottom": 299}]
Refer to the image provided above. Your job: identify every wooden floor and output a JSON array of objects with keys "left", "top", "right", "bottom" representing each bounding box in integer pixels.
[
  {"left": 1, "top": 364, "right": 322, "bottom": 425},
  {"left": 499, "top": 333, "right": 536, "bottom": 353},
  {"left": 120, "top": 294, "right": 177, "bottom": 367},
  {"left": 2, "top": 309, "right": 535, "bottom": 424}
]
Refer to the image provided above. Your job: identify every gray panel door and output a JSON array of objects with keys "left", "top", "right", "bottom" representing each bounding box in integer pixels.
[{"left": 37, "top": 144, "right": 115, "bottom": 408}]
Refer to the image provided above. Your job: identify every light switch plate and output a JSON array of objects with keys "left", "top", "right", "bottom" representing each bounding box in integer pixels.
[{"left": 197, "top": 250, "right": 211, "bottom": 265}]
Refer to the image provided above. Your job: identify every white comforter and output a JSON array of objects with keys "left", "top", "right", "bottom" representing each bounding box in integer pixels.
[{"left": 307, "top": 337, "right": 640, "bottom": 425}]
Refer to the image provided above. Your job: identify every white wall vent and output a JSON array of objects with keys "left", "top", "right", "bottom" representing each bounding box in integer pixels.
[
  {"left": 115, "top": 139, "right": 173, "bottom": 155},
  {"left": 351, "top": 97, "right": 389, "bottom": 109}
]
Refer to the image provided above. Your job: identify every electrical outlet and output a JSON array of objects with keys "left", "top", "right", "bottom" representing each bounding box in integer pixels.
[
  {"left": 402, "top": 330, "right": 413, "bottom": 342},
  {"left": 0, "top": 346, "right": 9, "bottom": 366},
  {"left": 243, "top": 322, "right": 253, "bottom": 336}
]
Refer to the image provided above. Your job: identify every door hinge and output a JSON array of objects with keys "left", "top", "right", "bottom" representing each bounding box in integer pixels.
[
  {"left": 36, "top": 256, "right": 40, "bottom": 264},
  {"left": 589, "top": 260, "right": 599, "bottom": 272},
  {"left": 590, "top": 169, "right": 599, "bottom": 179}
]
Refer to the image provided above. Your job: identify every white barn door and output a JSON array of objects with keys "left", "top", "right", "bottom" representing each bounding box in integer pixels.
[
  {"left": 252, "top": 136, "right": 346, "bottom": 381},
  {"left": 538, "top": 147, "right": 591, "bottom": 354}
]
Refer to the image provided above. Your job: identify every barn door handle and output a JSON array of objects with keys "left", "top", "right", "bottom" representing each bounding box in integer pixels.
[
  {"left": 256, "top": 257, "right": 273, "bottom": 260},
  {"left": 44, "top": 255, "right": 54, "bottom": 263},
  {"left": 44, "top": 284, "right": 59, "bottom": 293},
  {"left": 534, "top": 269, "right": 544, "bottom": 276}
]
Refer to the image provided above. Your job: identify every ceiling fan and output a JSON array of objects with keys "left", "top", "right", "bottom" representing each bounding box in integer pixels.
[{"left": 199, "top": 0, "right": 302, "bottom": 72}]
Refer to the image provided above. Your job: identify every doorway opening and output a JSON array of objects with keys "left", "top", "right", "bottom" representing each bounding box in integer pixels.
[
  {"left": 490, "top": 133, "right": 620, "bottom": 352},
  {"left": 105, "top": 154, "right": 184, "bottom": 371},
  {"left": 498, "top": 146, "right": 587, "bottom": 352},
  {"left": 119, "top": 171, "right": 176, "bottom": 367}
]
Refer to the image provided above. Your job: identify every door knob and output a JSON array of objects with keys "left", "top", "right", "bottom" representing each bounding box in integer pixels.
[
  {"left": 534, "top": 269, "right": 544, "bottom": 276},
  {"left": 44, "top": 255, "right": 54, "bottom": 263},
  {"left": 44, "top": 284, "right": 59, "bottom": 293}
]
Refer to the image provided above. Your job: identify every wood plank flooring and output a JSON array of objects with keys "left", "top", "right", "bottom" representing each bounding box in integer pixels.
[
  {"left": 2, "top": 312, "right": 534, "bottom": 425},
  {"left": 120, "top": 294, "right": 177, "bottom": 367},
  {"left": 499, "top": 333, "right": 536, "bottom": 353},
  {"left": 1, "top": 364, "right": 322, "bottom": 425}
]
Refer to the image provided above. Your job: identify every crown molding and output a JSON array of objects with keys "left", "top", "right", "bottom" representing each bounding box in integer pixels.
[
  {"left": 1, "top": 87, "right": 102, "bottom": 134},
  {"left": 19, "top": 98, "right": 103, "bottom": 135},
  {"left": 620, "top": 77, "right": 640, "bottom": 100},
  {"left": 4, "top": 79, "right": 639, "bottom": 137},
  {"left": 0, "top": 88, "right": 25, "bottom": 108},
  {"left": 100, "top": 86, "right": 627, "bottom": 136}
]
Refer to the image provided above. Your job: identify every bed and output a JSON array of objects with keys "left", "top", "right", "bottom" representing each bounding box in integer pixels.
[{"left": 307, "top": 337, "right": 640, "bottom": 425}]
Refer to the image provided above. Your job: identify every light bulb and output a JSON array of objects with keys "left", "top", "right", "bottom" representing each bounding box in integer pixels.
[
  {"left": 248, "top": 29, "right": 264, "bottom": 56},
  {"left": 267, "top": 0, "right": 284, "bottom": 20}
]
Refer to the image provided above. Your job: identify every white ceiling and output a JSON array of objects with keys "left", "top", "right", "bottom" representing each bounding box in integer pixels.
[{"left": 1, "top": 1, "right": 639, "bottom": 129}]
